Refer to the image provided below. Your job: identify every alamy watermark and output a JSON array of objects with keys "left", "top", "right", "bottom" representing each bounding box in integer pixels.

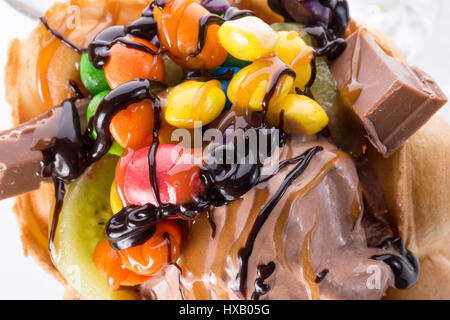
[
  {"left": 66, "top": 5, "right": 81, "bottom": 30},
  {"left": 166, "top": 122, "right": 282, "bottom": 176}
]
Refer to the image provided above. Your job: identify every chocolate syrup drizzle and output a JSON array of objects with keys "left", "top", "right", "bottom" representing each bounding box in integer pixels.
[
  {"left": 251, "top": 261, "right": 276, "bottom": 300},
  {"left": 44, "top": 81, "right": 85, "bottom": 252},
  {"left": 163, "top": 232, "right": 182, "bottom": 273},
  {"left": 39, "top": 96, "right": 88, "bottom": 252},
  {"left": 236, "top": 146, "right": 323, "bottom": 297},
  {"left": 306, "top": 24, "right": 347, "bottom": 61},
  {"left": 68, "top": 80, "right": 84, "bottom": 99},
  {"left": 184, "top": 68, "right": 235, "bottom": 82},
  {"left": 372, "top": 238, "right": 419, "bottom": 290},
  {"left": 262, "top": 67, "right": 296, "bottom": 125},
  {"left": 206, "top": 208, "right": 217, "bottom": 239},
  {"left": 37, "top": 0, "right": 419, "bottom": 297},
  {"left": 301, "top": 32, "right": 344, "bottom": 96},
  {"left": 88, "top": 3, "right": 161, "bottom": 69},
  {"left": 315, "top": 269, "right": 329, "bottom": 284},
  {"left": 40, "top": 17, "right": 85, "bottom": 54}
]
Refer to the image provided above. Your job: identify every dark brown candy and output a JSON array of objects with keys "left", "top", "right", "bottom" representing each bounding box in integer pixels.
[{"left": 331, "top": 30, "right": 448, "bottom": 158}]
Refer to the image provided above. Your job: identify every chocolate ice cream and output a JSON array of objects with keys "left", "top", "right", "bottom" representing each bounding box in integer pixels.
[{"left": 140, "top": 114, "right": 414, "bottom": 300}]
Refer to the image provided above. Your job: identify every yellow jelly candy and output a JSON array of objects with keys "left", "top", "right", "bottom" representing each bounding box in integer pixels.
[
  {"left": 227, "top": 57, "right": 295, "bottom": 112},
  {"left": 267, "top": 94, "right": 329, "bottom": 135},
  {"left": 165, "top": 80, "right": 225, "bottom": 129},
  {"left": 218, "top": 16, "right": 279, "bottom": 61},
  {"left": 110, "top": 182, "right": 123, "bottom": 214},
  {"left": 275, "top": 31, "right": 315, "bottom": 91}
]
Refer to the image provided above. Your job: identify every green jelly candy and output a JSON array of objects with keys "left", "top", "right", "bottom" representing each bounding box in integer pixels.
[
  {"left": 222, "top": 54, "right": 251, "bottom": 68},
  {"left": 108, "top": 142, "right": 125, "bottom": 157},
  {"left": 80, "top": 53, "right": 110, "bottom": 95},
  {"left": 87, "top": 90, "right": 125, "bottom": 157},
  {"left": 271, "top": 23, "right": 313, "bottom": 46},
  {"left": 310, "top": 57, "right": 363, "bottom": 156},
  {"left": 87, "top": 90, "right": 110, "bottom": 140},
  {"left": 164, "top": 55, "right": 184, "bottom": 86}
]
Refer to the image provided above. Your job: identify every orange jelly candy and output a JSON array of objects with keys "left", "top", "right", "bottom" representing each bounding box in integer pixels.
[
  {"left": 104, "top": 36, "right": 165, "bottom": 89},
  {"left": 119, "top": 220, "right": 183, "bottom": 276},
  {"left": 109, "top": 100, "right": 155, "bottom": 150},
  {"left": 153, "top": 0, "right": 227, "bottom": 70},
  {"left": 94, "top": 239, "right": 151, "bottom": 290}
]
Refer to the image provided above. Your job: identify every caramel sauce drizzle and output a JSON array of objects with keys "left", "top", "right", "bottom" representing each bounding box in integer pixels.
[
  {"left": 37, "top": 19, "right": 72, "bottom": 109},
  {"left": 300, "top": 215, "right": 319, "bottom": 300},
  {"left": 350, "top": 183, "right": 364, "bottom": 225},
  {"left": 37, "top": 5, "right": 117, "bottom": 109}
]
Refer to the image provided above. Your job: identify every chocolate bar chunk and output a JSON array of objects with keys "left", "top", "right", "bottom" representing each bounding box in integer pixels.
[
  {"left": 331, "top": 30, "right": 447, "bottom": 158},
  {"left": 0, "top": 99, "right": 88, "bottom": 200}
]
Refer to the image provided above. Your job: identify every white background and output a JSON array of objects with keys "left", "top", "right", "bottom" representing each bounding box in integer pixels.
[{"left": 0, "top": 0, "right": 449, "bottom": 299}]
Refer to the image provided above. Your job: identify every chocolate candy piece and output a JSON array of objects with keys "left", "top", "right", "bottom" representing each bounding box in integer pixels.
[
  {"left": 0, "top": 100, "right": 88, "bottom": 200},
  {"left": 331, "top": 30, "right": 447, "bottom": 158}
]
